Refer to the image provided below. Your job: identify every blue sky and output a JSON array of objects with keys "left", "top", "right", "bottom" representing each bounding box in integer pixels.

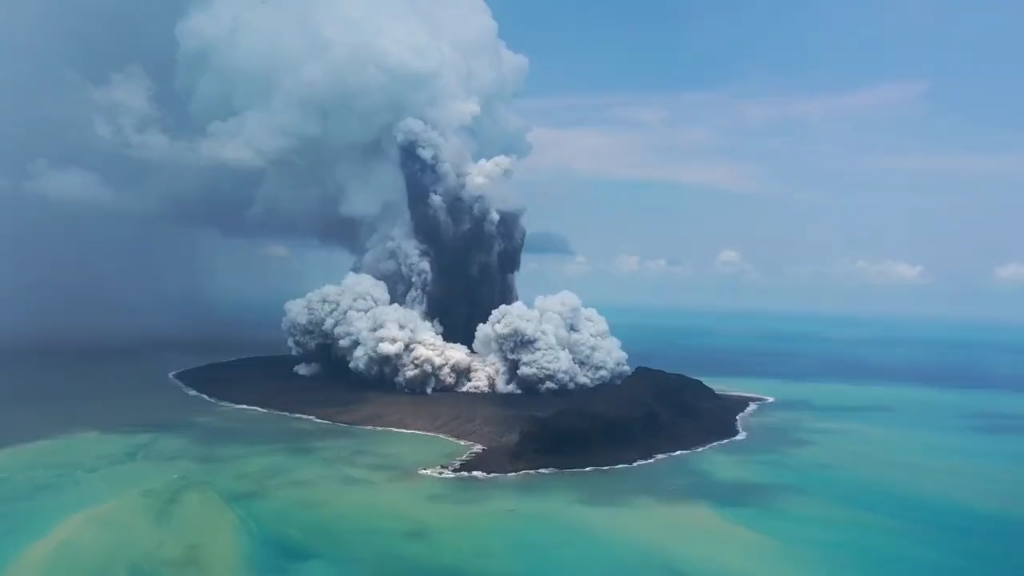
[
  {"left": 483, "top": 0, "right": 1024, "bottom": 320},
  {"left": 0, "top": 0, "right": 1021, "bottom": 346}
]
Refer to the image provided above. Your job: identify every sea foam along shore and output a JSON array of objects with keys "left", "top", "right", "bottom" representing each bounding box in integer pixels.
[
  {"left": 168, "top": 357, "right": 774, "bottom": 479},
  {"left": 425, "top": 390, "right": 775, "bottom": 479}
]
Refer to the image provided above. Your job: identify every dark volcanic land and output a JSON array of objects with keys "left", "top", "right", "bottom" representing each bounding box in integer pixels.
[{"left": 172, "top": 356, "right": 765, "bottom": 474}]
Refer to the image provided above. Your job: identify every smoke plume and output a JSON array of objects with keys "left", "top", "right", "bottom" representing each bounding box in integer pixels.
[
  {"left": 81, "top": 0, "right": 533, "bottom": 249},
  {"left": 280, "top": 125, "right": 631, "bottom": 393},
  {"left": 391, "top": 136, "right": 524, "bottom": 346},
  {"left": 195, "top": 0, "right": 634, "bottom": 393},
  {"left": 0, "top": 0, "right": 535, "bottom": 342},
  {"left": 283, "top": 274, "right": 630, "bottom": 393},
  {"left": 0, "top": 0, "right": 631, "bottom": 383}
]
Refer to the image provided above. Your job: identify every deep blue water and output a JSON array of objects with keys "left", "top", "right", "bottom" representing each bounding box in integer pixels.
[{"left": 607, "top": 308, "right": 1024, "bottom": 391}]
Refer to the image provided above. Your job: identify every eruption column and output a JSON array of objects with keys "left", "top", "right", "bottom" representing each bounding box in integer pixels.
[{"left": 399, "top": 142, "right": 524, "bottom": 346}]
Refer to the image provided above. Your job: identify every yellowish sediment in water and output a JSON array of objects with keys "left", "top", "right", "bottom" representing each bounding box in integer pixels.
[
  {"left": 4, "top": 479, "right": 244, "bottom": 576},
  {"left": 1, "top": 378, "right": 1022, "bottom": 575}
]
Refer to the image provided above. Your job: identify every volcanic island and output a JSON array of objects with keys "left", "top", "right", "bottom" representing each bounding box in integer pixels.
[
  {"left": 171, "top": 142, "right": 769, "bottom": 475},
  {"left": 172, "top": 355, "right": 767, "bottom": 475}
]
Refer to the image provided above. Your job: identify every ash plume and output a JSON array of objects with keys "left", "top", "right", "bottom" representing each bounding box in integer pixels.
[
  {"left": 0, "top": 0, "right": 631, "bottom": 384},
  {"left": 284, "top": 274, "right": 630, "bottom": 393},
  {"left": 295, "top": 128, "right": 630, "bottom": 394},
  {"left": 394, "top": 138, "right": 524, "bottom": 346},
  {"left": 288, "top": 121, "right": 630, "bottom": 393},
  {"left": 77, "top": 0, "right": 533, "bottom": 250},
  {"left": 214, "top": 0, "right": 632, "bottom": 393},
  {"left": 0, "top": 0, "right": 538, "bottom": 341}
]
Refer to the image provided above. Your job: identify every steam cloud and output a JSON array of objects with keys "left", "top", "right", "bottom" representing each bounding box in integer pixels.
[
  {"left": 86, "top": 0, "right": 532, "bottom": 248},
  {"left": 2, "top": 0, "right": 631, "bottom": 384},
  {"left": 218, "top": 0, "right": 628, "bottom": 393},
  {"left": 283, "top": 273, "right": 630, "bottom": 393},
  {"left": 92, "top": 0, "right": 623, "bottom": 393},
  {"left": 280, "top": 117, "right": 631, "bottom": 394}
]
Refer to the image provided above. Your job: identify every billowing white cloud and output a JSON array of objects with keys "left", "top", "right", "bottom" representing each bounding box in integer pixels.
[
  {"left": 78, "top": 0, "right": 533, "bottom": 250},
  {"left": 283, "top": 272, "right": 630, "bottom": 394},
  {"left": 0, "top": 0, "right": 543, "bottom": 346},
  {"left": 849, "top": 259, "right": 928, "bottom": 284},
  {"left": 93, "top": 0, "right": 530, "bottom": 171},
  {"left": 714, "top": 249, "right": 755, "bottom": 276},
  {"left": 293, "top": 362, "right": 321, "bottom": 377},
  {"left": 21, "top": 160, "right": 116, "bottom": 204},
  {"left": 993, "top": 262, "right": 1024, "bottom": 284}
]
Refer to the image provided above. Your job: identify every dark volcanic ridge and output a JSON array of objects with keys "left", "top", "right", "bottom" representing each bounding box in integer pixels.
[{"left": 170, "top": 355, "right": 773, "bottom": 477}]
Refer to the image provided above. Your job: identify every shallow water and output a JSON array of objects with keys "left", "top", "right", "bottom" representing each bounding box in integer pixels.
[{"left": 1, "top": 314, "right": 1023, "bottom": 575}]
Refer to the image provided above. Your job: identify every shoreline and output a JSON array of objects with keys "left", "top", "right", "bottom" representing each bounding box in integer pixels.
[{"left": 168, "top": 356, "right": 774, "bottom": 479}]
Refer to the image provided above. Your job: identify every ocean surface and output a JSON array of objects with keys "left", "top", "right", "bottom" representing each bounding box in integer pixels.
[{"left": 1, "top": 310, "right": 1022, "bottom": 575}]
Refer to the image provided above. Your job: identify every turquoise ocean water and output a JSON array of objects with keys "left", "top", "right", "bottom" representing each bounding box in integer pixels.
[{"left": 0, "top": 311, "right": 1022, "bottom": 575}]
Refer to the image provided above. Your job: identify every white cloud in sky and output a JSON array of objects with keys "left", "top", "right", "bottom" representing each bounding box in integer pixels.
[
  {"left": 564, "top": 254, "right": 591, "bottom": 276},
  {"left": 523, "top": 252, "right": 690, "bottom": 278},
  {"left": 641, "top": 258, "right": 677, "bottom": 274},
  {"left": 993, "top": 262, "right": 1024, "bottom": 284},
  {"left": 614, "top": 254, "right": 643, "bottom": 273},
  {"left": 524, "top": 126, "right": 756, "bottom": 191},
  {"left": 734, "top": 82, "right": 930, "bottom": 124},
  {"left": 91, "top": 66, "right": 195, "bottom": 164},
  {"left": 614, "top": 254, "right": 690, "bottom": 276},
  {"left": 513, "top": 79, "right": 1024, "bottom": 196},
  {"left": 713, "top": 249, "right": 756, "bottom": 277},
  {"left": 524, "top": 252, "right": 1024, "bottom": 289},
  {"left": 90, "top": 0, "right": 530, "bottom": 171},
  {"left": 846, "top": 259, "right": 929, "bottom": 284},
  {"left": 514, "top": 81, "right": 934, "bottom": 193},
  {"left": 21, "top": 160, "right": 116, "bottom": 204}
]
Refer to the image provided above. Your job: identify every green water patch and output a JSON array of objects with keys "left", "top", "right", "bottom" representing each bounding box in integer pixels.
[
  {"left": 2, "top": 377, "right": 1023, "bottom": 575},
  {"left": 3, "top": 478, "right": 245, "bottom": 576}
]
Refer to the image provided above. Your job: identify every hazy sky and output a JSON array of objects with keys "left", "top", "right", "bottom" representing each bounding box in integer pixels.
[
  {"left": 0, "top": 0, "right": 1021, "bottom": 347},
  {"left": 490, "top": 0, "right": 1024, "bottom": 319}
]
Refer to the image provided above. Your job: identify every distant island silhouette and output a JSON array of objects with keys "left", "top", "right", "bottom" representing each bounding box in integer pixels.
[{"left": 171, "top": 355, "right": 770, "bottom": 475}]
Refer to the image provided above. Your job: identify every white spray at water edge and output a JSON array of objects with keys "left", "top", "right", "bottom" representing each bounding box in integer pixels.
[{"left": 283, "top": 273, "right": 631, "bottom": 394}]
